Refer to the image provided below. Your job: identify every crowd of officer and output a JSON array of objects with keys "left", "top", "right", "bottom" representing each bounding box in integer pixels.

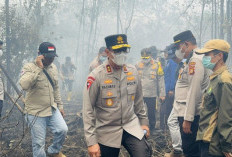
[
  {"left": 0, "top": 29, "right": 232, "bottom": 157},
  {"left": 83, "top": 30, "right": 232, "bottom": 157}
]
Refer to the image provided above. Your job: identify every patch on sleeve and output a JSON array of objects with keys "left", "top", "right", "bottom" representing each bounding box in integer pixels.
[
  {"left": 189, "top": 62, "right": 196, "bottom": 75},
  {"left": 123, "top": 66, "right": 128, "bottom": 72},
  {"left": 21, "top": 70, "right": 25, "bottom": 76},
  {"left": 87, "top": 76, "right": 95, "bottom": 90}
]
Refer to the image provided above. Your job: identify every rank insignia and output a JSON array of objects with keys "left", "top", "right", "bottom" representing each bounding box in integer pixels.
[
  {"left": 127, "top": 76, "right": 135, "bottom": 81},
  {"left": 123, "top": 66, "right": 128, "bottom": 72},
  {"left": 106, "top": 65, "right": 112, "bottom": 73},
  {"left": 117, "top": 36, "right": 124, "bottom": 44},
  {"left": 87, "top": 76, "right": 95, "bottom": 90},
  {"left": 106, "top": 99, "right": 113, "bottom": 106},
  {"left": 189, "top": 62, "right": 196, "bottom": 75},
  {"left": 104, "top": 79, "right": 113, "bottom": 84}
]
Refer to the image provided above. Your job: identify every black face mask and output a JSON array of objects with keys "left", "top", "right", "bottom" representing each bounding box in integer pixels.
[{"left": 42, "top": 57, "right": 54, "bottom": 66}]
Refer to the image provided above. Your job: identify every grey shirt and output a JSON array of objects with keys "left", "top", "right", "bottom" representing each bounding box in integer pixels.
[
  {"left": 83, "top": 60, "right": 149, "bottom": 148},
  {"left": 174, "top": 52, "right": 210, "bottom": 121}
]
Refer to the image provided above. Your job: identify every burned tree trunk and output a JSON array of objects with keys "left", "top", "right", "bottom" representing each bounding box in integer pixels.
[
  {"left": 199, "top": 0, "right": 206, "bottom": 47},
  {"left": 5, "top": 0, "right": 11, "bottom": 93},
  {"left": 220, "top": 0, "right": 225, "bottom": 39}
]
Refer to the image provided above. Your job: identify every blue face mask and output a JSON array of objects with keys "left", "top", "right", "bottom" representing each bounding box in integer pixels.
[
  {"left": 202, "top": 56, "right": 216, "bottom": 70},
  {"left": 99, "top": 56, "right": 107, "bottom": 63}
]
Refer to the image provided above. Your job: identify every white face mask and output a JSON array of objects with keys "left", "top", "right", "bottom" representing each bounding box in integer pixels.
[
  {"left": 111, "top": 52, "right": 127, "bottom": 66},
  {"left": 0, "top": 50, "right": 3, "bottom": 57},
  {"left": 175, "top": 48, "right": 185, "bottom": 60}
]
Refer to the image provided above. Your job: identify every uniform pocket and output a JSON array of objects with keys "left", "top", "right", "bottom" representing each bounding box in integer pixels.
[
  {"left": 101, "top": 89, "right": 117, "bottom": 108},
  {"left": 203, "top": 93, "right": 216, "bottom": 109},
  {"left": 36, "top": 75, "right": 48, "bottom": 88},
  {"left": 127, "top": 85, "right": 136, "bottom": 104}
]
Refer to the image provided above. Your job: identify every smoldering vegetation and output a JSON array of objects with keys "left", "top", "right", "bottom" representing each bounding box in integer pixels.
[{"left": 0, "top": 97, "right": 172, "bottom": 157}]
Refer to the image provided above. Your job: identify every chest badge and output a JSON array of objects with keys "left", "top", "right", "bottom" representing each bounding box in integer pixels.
[
  {"left": 131, "top": 95, "right": 135, "bottom": 101},
  {"left": 152, "top": 64, "right": 156, "bottom": 69},
  {"left": 106, "top": 99, "right": 113, "bottom": 106},
  {"left": 127, "top": 76, "right": 135, "bottom": 81},
  {"left": 127, "top": 72, "right": 133, "bottom": 76},
  {"left": 104, "top": 79, "right": 113, "bottom": 84},
  {"left": 107, "top": 91, "right": 113, "bottom": 97}
]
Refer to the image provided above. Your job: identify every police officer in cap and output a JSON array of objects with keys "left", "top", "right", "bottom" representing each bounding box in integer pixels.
[
  {"left": 83, "top": 34, "right": 151, "bottom": 157},
  {"left": 136, "top": 48, "right": 165, "bottom": 131},
  {"left": 89, "top": 46, "right": 107, "bottom": 73},
  {"left": 171, "top": 30, "right": 210, "bottom": 157}
]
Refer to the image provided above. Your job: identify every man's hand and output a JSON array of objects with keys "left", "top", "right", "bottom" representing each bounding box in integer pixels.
[
  {"left": 141, "top": 125, "right": 150, "bottom": 138},
  {"left": 160, "top": 96, "right": 165, "bottom": 103},
  {"left": 223, "top": 152, "right": 232, "bottom": 157},
  {"left": 59, "top": 109, "right": 65, "bottom": 117},
  {"left": 36, "top": 55, "right": 44, "bottom": 69},
  {"left": 88, "top": 144, "right": 101, "bottom": 157},
  {"left": 183, "top": 120, "right": 192, "bottom": 134},
  {"left": 168, "top": 91, "right": 174, "bottom": 97}
]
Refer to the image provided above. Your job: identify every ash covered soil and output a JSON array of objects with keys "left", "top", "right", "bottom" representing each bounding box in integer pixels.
[{"left": 0, "top": 98, "right": 171, "bottom": 157}]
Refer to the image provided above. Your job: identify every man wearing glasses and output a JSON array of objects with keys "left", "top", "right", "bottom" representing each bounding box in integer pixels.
[
  {"left": 83, "top": 34, "right": 151, "bottom": 157},
  {"left": 136, "top": 48, "right": 166, "bottom": 131}
]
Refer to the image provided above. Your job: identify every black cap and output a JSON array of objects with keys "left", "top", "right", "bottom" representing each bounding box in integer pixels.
[
  {"left": 162, "top": 43, "right": 177, "bottom": 59},
  {"left": 105, "top": 34, "right": 131, "bottom": 50},
  {"left": 39, "top": 42, "right": 58, "bottom": 58},
  {"left": 164, "top": 43, "right": 176, "bottom": 52},
  {"left": 141, "top": 48, "right": 150, "bottom": 56},
  {"left": 173, "top": 30, "right": 195, "bottom": 45},
  {"left": 147, "top": 46, "right": 157, "bottom": 54}
]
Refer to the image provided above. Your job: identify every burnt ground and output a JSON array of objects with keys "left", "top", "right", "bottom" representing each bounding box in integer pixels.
[{"left": 0, "top": 97, "right": 172, "bottom": 157}]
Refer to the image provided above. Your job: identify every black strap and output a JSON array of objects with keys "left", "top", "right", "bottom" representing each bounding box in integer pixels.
[{"left": 43, "top": 69, "right": 54, "bottom": 89}]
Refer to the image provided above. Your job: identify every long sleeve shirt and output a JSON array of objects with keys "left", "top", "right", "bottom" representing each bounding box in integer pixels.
[{"left": 164, "top": 59, "right": 178, "bottom": 94}]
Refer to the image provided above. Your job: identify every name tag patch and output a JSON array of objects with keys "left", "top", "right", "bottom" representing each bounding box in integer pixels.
[
  {"left": 127, "top": 81, "right": 136, "bottom": 86},
  {"left": 102, "top": 84, "right": 116, "bottom": 89}
]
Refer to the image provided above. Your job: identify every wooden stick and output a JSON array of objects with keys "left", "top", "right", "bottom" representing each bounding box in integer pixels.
[{"left": 4, "top": 92, "right": 23, "bottom": 113}]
